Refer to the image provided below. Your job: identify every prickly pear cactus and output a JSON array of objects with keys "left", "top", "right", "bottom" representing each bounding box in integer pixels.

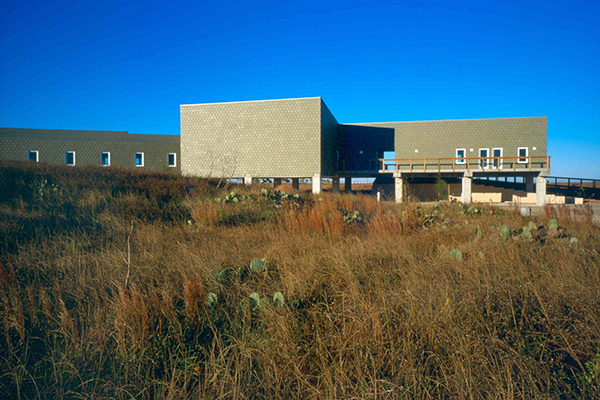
[
  {"left": 549, "top": 219, "right": 559, "bottom": 229},
  {"left": 219, "top": 268, "right": 234, "bottom": 285},
  {"left": 249, "top": 293, "right": 261, "bottom": 310},
  {"left": 250, "top": 258, "right": 266, "bottom": 272},
  {"left": 206, "top": 292, "right": 218, "bottom": 307},
  {"left": 449, "top": 249, "right": 462, "bottom": 261},
  {"left": 273, "top": 292, "right": 285, "bottom": 307},
  {"left": 570, "top": 237, "right": 579, "bottom": 249},
  {"left": 501, "top": 225, "right": 511, "bottom": 240}
]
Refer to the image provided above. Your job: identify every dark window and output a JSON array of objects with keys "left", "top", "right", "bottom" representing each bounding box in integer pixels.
[
  {"left": 135, "top": 152, "right": 144, "bottom": 167},
  {"left": 455, "top": 148, "right": 466, "bottom": 164},
  {"left": 518, "top": 147, "right": 528, "bottom": 163},
  {"left": 101, "top": 152, "right": 110, "bottom": 166},
  {"left": 168, "top": 153, "right": 176, "bottom": 167},
  {"left": 28, "top": 150, "right": 38, "bottom": 162},
  {"left": 65, "top": 151, "right": 75, "bottom": 166}
]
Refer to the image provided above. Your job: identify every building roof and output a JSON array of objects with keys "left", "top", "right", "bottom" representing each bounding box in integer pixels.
[{"left": 0, "top": 127, "right": 180, "bottom": 143}]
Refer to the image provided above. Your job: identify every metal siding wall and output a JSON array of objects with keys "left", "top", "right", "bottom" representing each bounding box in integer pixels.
[
  {"left": 0, "top": 138, "right": 180, "bottom": 172},
  {"left": 320, "top": 100, "right": 340, "bottom": 177},
  {"left": 180, "top": 98, "right": 322, "bottom": 178}
]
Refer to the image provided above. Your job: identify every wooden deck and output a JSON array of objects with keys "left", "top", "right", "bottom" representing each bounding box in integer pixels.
[{"left": 377, "top": 156, "right": 551, "bottom": 174}]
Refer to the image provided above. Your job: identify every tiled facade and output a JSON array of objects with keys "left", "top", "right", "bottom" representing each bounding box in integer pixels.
[
  {"left": 1, "top": 97, "right": 548, "bottom": 183},
  {"left": 357, "top": 117, "right": 547, "bottom": 162},
  {"left": 181, "top": 97, "right": 324, "bottom": 178},
  {"left": 0, "top": 128, "right": 180, "bottom": 172}
]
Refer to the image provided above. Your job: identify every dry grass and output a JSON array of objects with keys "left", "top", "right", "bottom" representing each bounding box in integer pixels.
[{"left": 1, "top": 161, "right": 600, "bottom": 399}]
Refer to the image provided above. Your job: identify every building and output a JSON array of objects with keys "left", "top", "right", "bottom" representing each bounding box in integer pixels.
[
  {"left": 1, "top": 97, "right": 550, "bottom": 204},
  {"left": 0, "top": 127, "right": 180, "bottom": 172}
]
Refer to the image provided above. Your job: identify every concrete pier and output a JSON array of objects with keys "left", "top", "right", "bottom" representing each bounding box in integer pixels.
[
  {"left": 345, "top": 177, "right": 352, "bottom": 192},
  {"left": 394, "top": 172, "right": 403, "bottom": 203},
  {"left": 462, "top": 172, "right": 472, "bottom": 203},
  {"left": 536, "top": 174, "right": 547, "bottom": 206},
  {"left": 312, "top": 173, "right": 322, "bottom": 194},
  {"left": 332, "top": 177, "right": 340, "bottom": 194}
]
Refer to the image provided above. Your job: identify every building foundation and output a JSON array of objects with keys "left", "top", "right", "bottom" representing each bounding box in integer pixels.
[
  {"left": 344, "top": 177, "right": 352, "bottom": 192},
  {"left": 312, "top": 173, "right": 322, "bottom": 194},
  {"left": 462, "top": 172, "right": 472, "bottom": 203},
  {"left": 291, "top": 178, "right": 300, "bottom": 190},
  {"left": 394, "top": 172, "right": 403, "bottom": 203},
  {"left": 332, "top": 177, "right": 340, "bottom": 194},
  {"left": 536, "top": 174, "right": 547, "bottom": 206}
]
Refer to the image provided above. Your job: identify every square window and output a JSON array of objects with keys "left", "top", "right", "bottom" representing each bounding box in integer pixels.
[
  {"left": 167, "top": 153, "right": 176, "bottom": 167},
  {"left": 517, "top": 147, "right": 528, "bottom": 164},
  {"left": 101, "top": 152, "right": 110, "bottom": 166},
  {"left": 65, "top": 151, "right": 75, "bottom": 166},
  {"left": 455, "top": 148, "right": 466, "bottom": 164},
  {"left": 28, "top": 150, "right": 38, "bottom": 162},
  {"left": 135, "top": 152, "right": 144, "bottom": 167}
]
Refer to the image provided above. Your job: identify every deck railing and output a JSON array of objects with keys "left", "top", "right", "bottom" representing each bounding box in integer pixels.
[{"left": 378, "top": 156, "right": 551, "bottom": 173}]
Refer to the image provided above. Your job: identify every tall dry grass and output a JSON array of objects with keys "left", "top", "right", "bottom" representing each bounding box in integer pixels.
[{"left": 1, "top": 162, "right": 599, "bottom": 399}]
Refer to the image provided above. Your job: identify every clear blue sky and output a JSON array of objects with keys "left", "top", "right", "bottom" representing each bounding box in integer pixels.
[{"left": 1, "top": 0, "right": 598, "bottom": 177}]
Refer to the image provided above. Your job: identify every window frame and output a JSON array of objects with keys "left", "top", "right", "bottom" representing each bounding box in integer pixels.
[
  {"left": 517, "top": 147, "right": 529, "bottom": 164},
  {"left": 28, "top": 150, "right": 39, "bottom": 162},
  {"left": 65, "top": 151, "right": 76, "bottom": 166},
  {"left": 478, "top": 148, "right": 490, "bottom": 170},
  {"left": 492, "top": 147, "right": 503, "bottom": 169},
  {"left": 167, "top": 152, "right": 177, "bottom": 167},
  {"left": 455, "top": 148, "right": 466, "bottom": 165},
  {"left": 101, "top": 151, "right": 111, "bottom": 167},
  {"left": 135, "top": 152, "right": 144, "bottom": 167}
]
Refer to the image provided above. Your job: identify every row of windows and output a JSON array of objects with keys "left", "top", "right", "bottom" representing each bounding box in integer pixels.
[
  {"left": 455, "top": 147, "right": 532, "bottom": 169},
  {"left": 27, "top": 151, "right": 177, "bottom": 167}
]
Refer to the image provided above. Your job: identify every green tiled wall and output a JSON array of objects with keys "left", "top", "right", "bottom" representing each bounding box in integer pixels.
[
  {"left": 0, "top": 129, "right": 180, "bottom": 172},
  {"left": 358, "top": 117, "right": 547, "bottom": 160},
  {"left": 180, "top": 97, "right": 324, "bottom": 178}
]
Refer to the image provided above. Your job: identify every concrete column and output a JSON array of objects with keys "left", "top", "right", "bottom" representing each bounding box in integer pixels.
[
  {"left": 395, "top": 177, "right": 404, "bottom": 203},
  {"left": 244, "top": 174, "right": 253, "bottom": 186},
  {"left": 332, "top": 177, "right": 340, "bottom": 194},
  {"left": 312, "top": 173, "right": 322, "bottom": 194},
  {"left": 525, "top": 177, "right": 534, "bottom": 192},
  {"left": 344, "top": 177, "right": 352, "bottom": 192},
  {"left": 273, "top": 178, "right": 282, "bottom": 188},
  {"left": 462, "top": 172, "right": 472, "bottom": 204},
  {"left": 291, "top": 178, "right": 300, "bottom": 190},
  {"left": 536, "top": 175, "right": 547, "bottom": 206}
]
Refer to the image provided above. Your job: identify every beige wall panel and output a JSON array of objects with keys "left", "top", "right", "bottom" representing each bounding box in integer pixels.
[{"left": 180, "top": 97, "right": 322, "bottom": 178}]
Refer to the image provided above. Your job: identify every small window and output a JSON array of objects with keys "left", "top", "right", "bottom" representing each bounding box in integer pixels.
[
  {"left": 455, "top": 148, "right": 466, "bottom": 164},
  {"left": 65, "top": 151, "right": 76, "bottom": 166},
  {"left": 101, "top": 152, "right": 110, "bottom": 166},
  {"left": 479, "top": 148, "right": 489, "bottom": 169},
  {"left": 492, "top": 148, "right": 503, "bottom": 169},
  {"left": 517, "top": 147, "right": 528, "bottom": 164},
  {"left": 135, "top": 152, "right": 144, "bottom": 167},
  {"left": 167, "top": 153, "right": 177, "bottom": 167},
  {"left": 28, "top": 150, "right": 39, "bottom": 162}
]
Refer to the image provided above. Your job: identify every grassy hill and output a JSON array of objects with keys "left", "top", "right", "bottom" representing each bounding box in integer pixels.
[{"left": 1, "top": 161, "right": 599, "bottom": 399}]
